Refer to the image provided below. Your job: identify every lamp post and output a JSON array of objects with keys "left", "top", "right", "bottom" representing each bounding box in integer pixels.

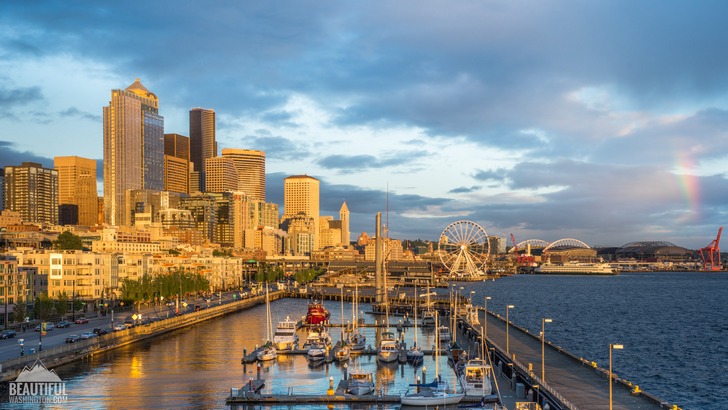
[
  {"left": 72, "top": 279, "right": 76, "bottom": 322},
  {"left": 506, "top": 305, "right": 515, "bottom": 355},
  {"left": 541, "top": 318, "right": 552, "bottom": 382},
  {"left": 609, "top": 343, "right": 624, "bottom": 410},
  {"left": 483, "top": 296, "right": 491, "bottom": 343}
]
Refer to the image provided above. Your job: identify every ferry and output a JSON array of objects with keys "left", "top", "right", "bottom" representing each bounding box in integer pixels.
[{"left": 535, "top": 260, "right": 619, "bottom": 275}]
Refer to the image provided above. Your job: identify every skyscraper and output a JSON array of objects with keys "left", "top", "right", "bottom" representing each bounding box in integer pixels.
[
  {"left": 54, "top": 156, "right": 98, "bottom": 226},
  {"left": 103, "top": 78, "right": 164, "bottom": 226},
  {"left": 164, "top": 133, "right": 191, "bottom": 194},
  {"left": 283, "top": 175, "right": 320, "bottom": 250},
  {"left": 4, "top": 162, "right": 58, "bottom": 225},
  {"left": 221, "top": 148, "right": 266, "bottom": 201},
  {"left": 204, "top": 157, "right": 238, "bottom": 193},
  {"left": 189, "top": 108, "right": 216, "bottom": 190}
]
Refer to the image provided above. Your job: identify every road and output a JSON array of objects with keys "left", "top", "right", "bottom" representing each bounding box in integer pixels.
[{"left": 0, "top": 289, "right": 253, "bottom": 364}]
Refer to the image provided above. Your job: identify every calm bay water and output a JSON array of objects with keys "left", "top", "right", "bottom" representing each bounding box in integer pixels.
[{"left": 6, "top": 271, "right": 725, "bottom": 409}]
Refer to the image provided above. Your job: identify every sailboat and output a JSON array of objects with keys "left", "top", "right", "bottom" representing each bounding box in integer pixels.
[
  {"left": 333, "top": 287, "right": 351, "bottom": 362},
  {"left": 347, "top": 284, "right": 367, "bottom": 350},
  {"left": 256, "top": 284, "right": 277, "bottom": 361},
  {"left": 421, "top": 286, "right": 436, "bottom": 327},
  {"left": 406, "top": 285, "right": 424, "bottom": 364},
  {"left": 401, "top": 311, "right": 464, "bottom": 406}
]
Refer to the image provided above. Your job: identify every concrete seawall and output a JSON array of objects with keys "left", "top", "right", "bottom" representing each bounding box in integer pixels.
[{"left": 0, "top": 292, "right": 278, "bottom": 382}]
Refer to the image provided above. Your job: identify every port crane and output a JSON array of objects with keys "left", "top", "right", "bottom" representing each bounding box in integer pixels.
[{"left": 699, "top": 226, "right": 723, "bottom": 271}]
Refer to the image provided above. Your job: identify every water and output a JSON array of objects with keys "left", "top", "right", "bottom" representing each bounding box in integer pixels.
[{"left": 6, "top": 271, "right": 725, "bottom": 409}]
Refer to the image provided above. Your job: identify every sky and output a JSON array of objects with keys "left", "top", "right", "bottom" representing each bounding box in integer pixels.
[{"left": 1, "top": 1, "right": 728, "bottom": 250}]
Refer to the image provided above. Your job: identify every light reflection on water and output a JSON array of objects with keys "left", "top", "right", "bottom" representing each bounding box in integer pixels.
[{"left": 45, "top": 298, "right": 460, "bottom": 410}]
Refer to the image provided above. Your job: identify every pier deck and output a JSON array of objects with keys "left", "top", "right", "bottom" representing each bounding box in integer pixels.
[{"left": 472, "top": 310, "right": 670, "bottom": 409}]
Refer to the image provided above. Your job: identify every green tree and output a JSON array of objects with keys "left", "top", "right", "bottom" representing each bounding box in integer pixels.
[
  {"left": 34, "top": 293, "right": 53, "bottom": 320},
  {"left": 55, "top": 292, "right": 69, "bottom": 316},
  {"left": 13, "top": 302, "right": 27, "bottom": 324},
  {"left": 53, "top": 231, "right": 84, "bottom": 250}
]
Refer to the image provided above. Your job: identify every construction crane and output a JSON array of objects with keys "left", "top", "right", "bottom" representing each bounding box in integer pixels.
[{"left": 699, "top": 227, "right": 723, "bottom": 271}]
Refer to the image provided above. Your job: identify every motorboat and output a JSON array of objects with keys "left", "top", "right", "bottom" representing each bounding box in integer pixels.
[
  {"left": 438, "top": 324, "right": 452, "bottom": 346},
  {"left": 421, "top": 287, "right": 436, "bottom": 327},
  {"left": 307, "top": 342, "right": 327, "bottom": 362},
  {"left": 272, "top": 316, "right": 298, "bottom": 350},
  {"left": 305, "top": 299, "right": 330, "bottom": 325},
  {"left": 347, "top": 329, "right": 367, "bottom": 351},
  {"left": 303, "top": 326, "right": 332, "bottom": 349},
  {"left": 334, "top": 341, "right": 351, "bottom": 362},
  {"left": 458, "top": 358, "right": 493, "bottom": 396},
  {"left": 346, "top": 368, "right": 374, "bottom": 396},
  {"left": 377, "top": 331, "right": 399, "bottom": 363}
]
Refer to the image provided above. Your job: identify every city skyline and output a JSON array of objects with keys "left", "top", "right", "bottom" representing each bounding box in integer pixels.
[{"left": 2, "top": 2, "right": 728, "bottom": 248}]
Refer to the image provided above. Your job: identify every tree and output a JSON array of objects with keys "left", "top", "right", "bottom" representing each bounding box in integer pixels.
[
  {"left": 13, "top": 302, "right": 27, "bottom": 324},
  {"left": 55, "top": 292, "right": 69, "bottom": 316},
  {"left": 34, "top": 293, "right": 53, "bottom": 320},
  {"left": 53, "top": 231, "right": 84, "bottom": 250}
]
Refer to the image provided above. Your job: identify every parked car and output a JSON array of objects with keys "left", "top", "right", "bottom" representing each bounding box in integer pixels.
[
  {"left": 112, "top": 323, "right": 127, "bottom": 332},
  {"left": 56, "top": 320, "right": 72, "bottom": 328},
  {"left": 93, "top": 327, "right": 109, "bottom": 336},
  {"left": 75, "top": 318, "right": 89, "bottom": 324},
  {"left": 65, "top": 335, "right": 81, "bottom": 343},
  {"left": 80, "top": 332, "right": 97, "bottom": 340},
  {"left": 35, "top": 323, "right": 54, "bottom": 332},
  {"left": 0, "top": 330, "right": 17, "bottom": 339}
]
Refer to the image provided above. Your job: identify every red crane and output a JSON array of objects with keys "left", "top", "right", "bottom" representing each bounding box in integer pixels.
[{"left": 699, "top": 227, "right": 723, "bottom": 271}]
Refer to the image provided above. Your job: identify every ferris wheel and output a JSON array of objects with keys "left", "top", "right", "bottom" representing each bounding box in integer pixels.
[{"left": 438, "top": 220, "right": 490, "bottom": 278}]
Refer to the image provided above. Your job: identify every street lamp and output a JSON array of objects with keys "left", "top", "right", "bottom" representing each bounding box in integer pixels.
[
  {"left": 541, "top": 318, "right": 553, "bottom": 381},
  {"left": 609, "top": 343, "right": 624, "bottom": 410},
  {"left": 483, "top": 296, "right": 491, "bottom": 343},
  {"left": 506, "top": 305, "right": 515, "bottom": 355}
]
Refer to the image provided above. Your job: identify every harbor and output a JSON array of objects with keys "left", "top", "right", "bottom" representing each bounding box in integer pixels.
[{"left": 23, "top": 271, "right": 716, "bottom": 409}]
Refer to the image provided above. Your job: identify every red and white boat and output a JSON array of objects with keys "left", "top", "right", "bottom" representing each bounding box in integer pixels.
[{"left": 305, "top": 299, "right": 330, "bottom": 325}]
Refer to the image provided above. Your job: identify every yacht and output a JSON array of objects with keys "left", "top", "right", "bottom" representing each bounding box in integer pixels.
[
  {"left": 272, "top": 316, "right": 298, "bottom": 350},
  {"left": 376, "top": 331, "right": 399, "bottom": 363},
  {"left": 458, "top": 358, "right": 493, "bottom": 396},
  {"left": 535, "top": 260, "right": 618, "bottom": 275},
  {"left": 346, "top": 369, "right": 374, "bottom": 395},
  {"left": 303, "top": 326, "right": 332, "bottom": 349}
]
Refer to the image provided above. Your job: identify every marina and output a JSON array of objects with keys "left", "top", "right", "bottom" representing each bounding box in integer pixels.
[{"left": 34, "top": 271, "right": 720, "bottom": 409}]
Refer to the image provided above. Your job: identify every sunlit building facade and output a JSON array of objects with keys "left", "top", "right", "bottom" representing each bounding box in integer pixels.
[
  {"left": 283, "top": 175, "right": 320, "bottom": 250},
  {"left": 4, "top": 162, "right": 58, "bottom": 226},
  {"left": 189, "top": 108, "right": 216, "bottom": 191},
  {"left": 54, "top": 156, "right": 98, "bottom": 226},
  {"left": 103, "top": 79, "right": 165, "bottom": 226},
  {"left": 221, "top": 148, "right": 266, "bottom": 201}
]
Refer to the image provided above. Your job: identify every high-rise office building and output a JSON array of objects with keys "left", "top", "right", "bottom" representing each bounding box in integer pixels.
[
  {"left": 4, "top": 162, "right": 58, "bottom": 225},
  {"left": 103, "top": 78, "right": 164, "bottom": 226},
  {"left": 283, "top": 175, "right": 320, "bottom": 250},
  {"left": 0, "top": 169, "right": 5, "bottom": 212},
  {"left": 204, "top": 157, "right": 238, "bottom": 193},
  {"left": 54, "top": 156, "right": 98, "bottom": 226},
  {"left": 221, "top": 148, "right": 266, "bottom": 201},
  {"left": 163, "top": 133, "right": 191, "bottom": 194},
  {"left": 189, "top": 108, "right": 216, "bottom": 190}
]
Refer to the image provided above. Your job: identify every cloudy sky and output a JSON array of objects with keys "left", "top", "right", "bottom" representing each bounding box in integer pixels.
[{"left": 2, "top": 1, "right": 728, "bottom": 249}]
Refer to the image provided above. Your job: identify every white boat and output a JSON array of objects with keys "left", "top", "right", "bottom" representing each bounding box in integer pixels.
[
  {"left": 346, "top": 284, "right": 367, "bottom": 350},
  {"left": 334, "top": 341, "right": 351, "bottom": 362},
  {"left": 459, "top": 358, "right": 493, "bottom": 396},
  {"left": 272, "top": 316, "right": 298, "bottom": 350},
  {"left": 346, "top": 368, "right": 374, "bottom": 395},
  {"left": 307, "top": 342, "right": 327, "bottom": 362},
  {"left": 303, "top": 326, "right": 332, "bottom": 348},
  {"left": 257, "top": 285, "right": 277, "bottom": 361},
  {"left": 420, "top": 287, "right": 436, "bottom": 327},
  {"left": 407, "top": 284, "right": 424, "bottom": 364},
  {"left": 377, "top": 331, "right": 399, "bottom": 363},
  {"left": 401, "top": 311, "right": 463, "bottom": 406},
  {"left": 400, "top": 379, "right": 465, "bottom": 406},
  {"left": 535, "top": 260, "right": 618, "bottom": 275}
]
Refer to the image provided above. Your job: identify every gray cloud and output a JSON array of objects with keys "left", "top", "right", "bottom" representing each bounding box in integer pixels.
[
  {"left": 0, "top": 140, "right": 53, "bottom": 168},
  {"left": 59, "top": 107, "right": 101, "bottom": 122}
]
